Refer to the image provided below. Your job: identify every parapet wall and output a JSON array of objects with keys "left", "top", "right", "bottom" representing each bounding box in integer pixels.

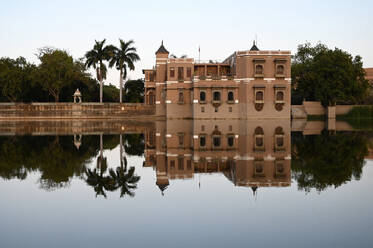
[{"left": 0, "top": 103, "right": 155, "bottom": 119}]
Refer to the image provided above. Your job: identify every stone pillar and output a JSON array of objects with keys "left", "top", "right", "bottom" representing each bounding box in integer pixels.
[{"left": 327, "top": 106, "right": 336, "bottom": 119}]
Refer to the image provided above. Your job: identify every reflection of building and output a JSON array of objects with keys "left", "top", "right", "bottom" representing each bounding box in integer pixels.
[
  {"left": 144, "top": 119, "right": 291, "bottom": 194},
  {"left": 143, "top": 41, "right": 291, "bottom": 119}
]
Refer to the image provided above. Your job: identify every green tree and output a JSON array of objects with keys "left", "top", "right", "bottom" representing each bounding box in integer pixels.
[
  {"left": 123, "top": 79, "right": 144, "bottom": 103},
  {"left": 109, "top": 39, "right": 140, "bottom": 103},
  {"left": 35, "top": 48, "right": 85, "bottom": 102},
  {"left": 292, "top": 43, "right": 369, "bottom": 106},
  {"left": 85, "top": 39, "right": 115, "bottom": 103},
  {"left": 103, "top": 84, "right": 120, "bottom": 102},
  {"left": 0, "top": 57, "right": 36, "bottom": 102}
]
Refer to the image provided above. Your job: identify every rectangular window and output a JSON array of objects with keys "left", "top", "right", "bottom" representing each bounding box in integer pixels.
[
  {"left": 178, "top": 67, "right": 184, "bottom": 81},
  {"left": 178, "top": 133, "right": 184, "bottom": 146},
  {"left": 213, "top": 136, "right": 221, "bottom": 147},
  {"left": 187, "top": 67, "right": 192, "bottom": 78},
  {"left": 170, "top": 160, "right": 175, "bottom": 169},
  {"left": 178, "top": 91, "right": 184, "bottom": 104},
  {"left": 170, "top": 67, "right": 175, "bottom": 77},
  {"left": 200, "top": 136, "right": 206, "bottom": 147},
  {"left": 229, "top": 107, "right": 232, "bottom": 112},
  {"left": 178, "top": 157, "right": 184, "bottom": 170},
  {"left": 187, "top": 160, "right": 192, "bottom": 170},
  {"left": 201, "top": 106, "right": 205, "bottom": 112},
  {"left": 228, "top": 136, "right": 234, "bottom": 147}
]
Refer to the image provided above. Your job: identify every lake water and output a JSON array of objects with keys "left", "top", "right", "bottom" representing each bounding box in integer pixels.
[{"left": 0, "top": 120, "right": 372, "bottom": 248}]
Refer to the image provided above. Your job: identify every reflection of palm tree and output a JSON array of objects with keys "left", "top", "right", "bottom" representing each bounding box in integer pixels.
[
  {"left": 109, "top": 166, "right": 140, "bottom": 198},
  {"left": 85, "top": 168, "right": 111, "bottom": 198}
]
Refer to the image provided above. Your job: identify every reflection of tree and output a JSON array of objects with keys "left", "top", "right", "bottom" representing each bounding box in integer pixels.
[
  {"left": 85, "top": 161, "right": 140, "bottom": 198},
  {"left": 109, "top": 166, "right": 140, "bottom": 198},
  {"left": 0, "top": 135, "right": 119, "bottom": 190},
  {"left": 292, "top": 131, "right": 368, "bottom": 192},
  {"left": 124, "top": 134, "right": 144, "bottom": 156}
]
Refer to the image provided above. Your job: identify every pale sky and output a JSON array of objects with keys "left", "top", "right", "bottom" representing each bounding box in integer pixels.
[{"left": 1, "top": 0, "right": 372, "bottom": 87}]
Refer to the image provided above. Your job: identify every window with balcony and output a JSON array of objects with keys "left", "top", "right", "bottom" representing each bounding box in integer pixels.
[
  {"left": 255, "top": 65, "right": 263, "bottom": 74},
  {"left": 254, "top": 89, "right": 264, "bottom": 111},
  {"left": 275, "top": 127, "right": 285, "bottom": 150},
  {"left": 276, "top": 65, "right": 284, "bottom": 75},
  {"left": 213, "top": 91, "right": 221, "bottom": 102},
  {"left": 254, "top": 127, "right": 264, "bottom": 150},
  {"left": 276, "top": 91, "right": 284, "bottom": 101},
  {"left": 255, "top": 64, "right": 264, "bottom": 77},
  {"left": 254, "top": 161, "right": 265, "bottom": 177},
  {"left": 275, "top": 88, "right": 285, "bottom": 111},
  {"left": 256, "top": 91, "right": 264, "bottom": 101}
]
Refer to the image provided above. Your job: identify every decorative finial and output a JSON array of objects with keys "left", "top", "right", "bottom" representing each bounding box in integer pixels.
[{"left": 161, "top": 40, "right": 163, "bottom": 45}]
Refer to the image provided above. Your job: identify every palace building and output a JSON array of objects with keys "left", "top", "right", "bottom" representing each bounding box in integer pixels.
[
  {"left": 143, "top": 119, "right": 291, "bottom": 195},
  {"left": 143, "top": 41, "right": 291, "bottom": 119}
]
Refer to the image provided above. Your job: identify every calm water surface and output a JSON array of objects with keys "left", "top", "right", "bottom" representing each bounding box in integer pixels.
[{"left": 0, "top": 120, "right": 372, "bottom": 248}]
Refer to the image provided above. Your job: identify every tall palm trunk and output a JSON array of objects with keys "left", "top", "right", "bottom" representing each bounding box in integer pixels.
[
  {"left": 100, "top": 78, "right": 103, "bottom": 103},
  {"left": 120, "top": 134, "right": 123, "bottom": 168},
  {"left": 97, "top": 67, "right": 103, "bottom": 103},
  {"left": 119, "top": 69, "right": 123, "bottom": 103},
  {"left": 99, "top": 133, "right": 103, "bottom": 170}
]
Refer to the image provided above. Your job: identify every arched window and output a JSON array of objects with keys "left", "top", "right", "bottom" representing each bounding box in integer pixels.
[
  {"left": 255, "top": 127, "right": 264, "bottom": 135},
  {"left": 228, "top": 91, "right": 234, "bottom": 102},
  {"left": 213, "top": 91, "right": 221, "bottom": 101},
  {"left": 255, "top": 65, "right": 263, "bottom": 74},
  {"left": 275, "top": 127, "right": 284, "bottom": 135},
  {"left": 275, "top": 127, "right": 284, "bottom": 148},
  {"left": 200, "top": 91, "right": 206, "bottom": 102},
  {"left": 254, "top": 127, "right": 264, "bottom": 149},
  {"left": 276, "top": 65, "right": 284, "bottom": 74},
  {"left": 276, "top": 162, "right": 284, "bottom": 173},
  {"left": 256, "top": 91, "right": 264, "bottom": 101},
  {"left": 276, "top": 91, "right": 284, "bottom": 101}
]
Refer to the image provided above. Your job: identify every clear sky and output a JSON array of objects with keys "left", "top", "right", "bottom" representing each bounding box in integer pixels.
[{"left": 1, "top": 0, "right": 372, "bottom": 87}]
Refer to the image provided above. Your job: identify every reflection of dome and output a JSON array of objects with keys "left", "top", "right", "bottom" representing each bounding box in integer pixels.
[
  {"left": 251, "top": 186, "right": 258, "bottom": 196},
  {"left": 156, "top": 179, "right": 169, "bottom": 196}
]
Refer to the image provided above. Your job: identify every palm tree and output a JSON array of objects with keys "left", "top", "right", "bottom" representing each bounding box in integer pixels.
[
  {"left": 109, "top": 39, "right": 140, "bottom": 103},
  {"left": 85, "top": 39, "right": 115, "bottom": 103}
]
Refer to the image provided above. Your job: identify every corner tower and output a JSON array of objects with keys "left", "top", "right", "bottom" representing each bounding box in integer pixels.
[{"left": 155, "top": 41, "right": 169, "bottom": 117}]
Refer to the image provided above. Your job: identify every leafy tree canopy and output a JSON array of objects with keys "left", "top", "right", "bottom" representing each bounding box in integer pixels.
[{"left": 292, "top": 43, "right": 369, "bottom": 106}]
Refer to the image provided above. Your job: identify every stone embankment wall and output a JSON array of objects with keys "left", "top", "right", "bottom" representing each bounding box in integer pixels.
[
  {"left": 291, "top": 101, "right": 356, "bottom": 119},
  {"left": 0, "top": 120, "right": 155, "bottom": 135},
  {"left": 0, "top": 103, "right": 155, "bottom": 119}
]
